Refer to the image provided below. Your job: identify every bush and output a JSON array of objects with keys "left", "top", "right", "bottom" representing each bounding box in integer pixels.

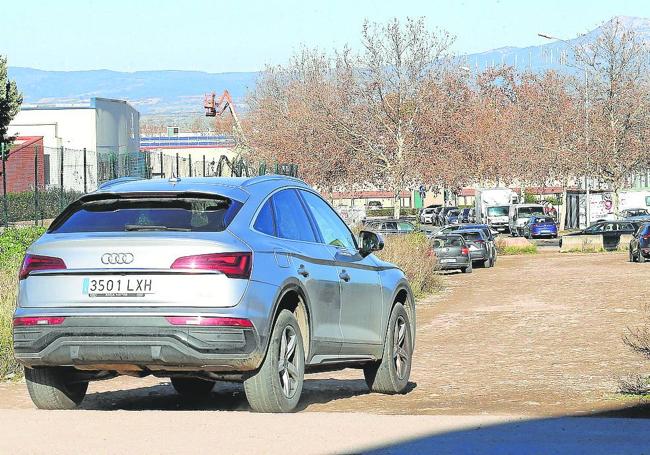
[
  {"left": 5, "top": 188, "right": 81, "bottom": 223},
  {"left": 375, "top": 232, "right": 442, "bottom": 299},
  {"left": 0, "top": 226, "right": 45, "bottom": 379},
  {"left": 367, "top": 207, "right": 419, "bottom": 217},
  {"left": 495, "top": 238, "right": 538, "bottom": 255}
]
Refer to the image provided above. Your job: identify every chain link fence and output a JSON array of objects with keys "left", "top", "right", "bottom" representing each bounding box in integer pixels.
[{"left": 1, "top": 143, "right": 297, "bottom": 226}]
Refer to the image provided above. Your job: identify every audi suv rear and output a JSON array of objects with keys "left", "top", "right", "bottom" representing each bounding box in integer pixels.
[{"left": 14, "top": 176, "right": 415, "bottom": 412}]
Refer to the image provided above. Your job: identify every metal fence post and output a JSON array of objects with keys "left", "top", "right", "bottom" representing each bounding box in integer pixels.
[
  {"left": 189, "top": 154, "right": 193, "bottom": 177},
  {"left": 176, "top": 153, "right": 179, "bottom": 177},
  {"left": 1, "top": 143, "right": 8, "bottom": 227},
  {"left": 203, "top": 155, "right": 206, "bottom": 177},
  {"left": 159, "top": 151, "right": 163, "bottom": 178},
  {"left": 34, "top": 145, "right": 39, "bottom": 226},
  {"left": 83, "top": 147, "right": 87, "bottom": 193},
  {"left": 59, "top": 146, "right": 65, "bottom": 211}
]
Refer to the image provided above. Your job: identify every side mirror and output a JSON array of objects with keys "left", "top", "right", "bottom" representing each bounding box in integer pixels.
[{"left": 359, "top": 230, "right": 384, "bottom": 257}]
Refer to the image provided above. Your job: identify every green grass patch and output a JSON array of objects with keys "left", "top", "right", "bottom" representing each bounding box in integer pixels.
[
  {"left": 0, "top": 226, "right": 45, "bottom": 379},
  {"left": 497, "top": 244, "right": 538, "bottom": 255}
]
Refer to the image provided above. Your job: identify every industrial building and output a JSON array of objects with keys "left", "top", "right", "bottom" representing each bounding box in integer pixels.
[{"left": 7, "top": 98, "right": 141, "bottom": 191}]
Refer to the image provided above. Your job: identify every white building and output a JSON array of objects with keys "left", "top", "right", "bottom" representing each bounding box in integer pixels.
[{"left": 8, "top": 98, "right": 140, "bottom": 191}]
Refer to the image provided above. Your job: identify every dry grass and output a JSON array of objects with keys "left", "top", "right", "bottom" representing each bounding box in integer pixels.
[
  {"left": 375, "top": 232, "right": 442, "bottom": 299},
  {"left": 495, "top": 238, "right": 538, "bottom": 255}
]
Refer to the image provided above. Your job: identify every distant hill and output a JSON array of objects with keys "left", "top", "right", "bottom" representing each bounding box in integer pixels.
[{"left": 8, "top": 16, "right": 650, "bottom": 117}]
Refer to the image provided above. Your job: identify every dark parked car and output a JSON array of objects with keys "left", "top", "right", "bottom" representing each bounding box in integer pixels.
[
  {"left": 444, "top": 209, "right": 462, "bottom": 225},
  {"left": 364, "top": 219, "right": 417, "bottom": 235},
  {"left": 437, "top": 206, "right": 458, "bottom": 226},
  {"left": 460, "top": 208, "right": 472, "bottom": 223},
  {"left": 438, "top": 223, "right": 497, "bottom": 240},
  {"left": 629, "top": 223, "right": 650, "bottom": 263},
  {"left": 560, "top": 220, "right": 640, "bottom": 250},
  {"left": 523, "top": 216, "right": 558, "bottom": 239},
  {"left": 454, "top": 229, "right": 497, "bottom": 268},
  {"left": 621, "top": 208, "right": 650, "bottom": 222},
  {"left": 431, "top": 235, "right": 472, "bottom": 273}
]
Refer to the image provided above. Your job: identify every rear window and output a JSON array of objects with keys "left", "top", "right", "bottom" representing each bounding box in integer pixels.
[
  {"left": 49, "top": 196, "right": 241, "bottom": 233},
  {"left": 432, "top": 236, "right": 464, "bottom": 248},
  {"left": 458, "top": 231, "right": 482, "bottom": 241}
]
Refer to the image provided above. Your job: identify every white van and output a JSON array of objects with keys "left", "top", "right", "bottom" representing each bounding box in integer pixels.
[{"left": 509, "top": 204, "right": 545, "bottom": 236}]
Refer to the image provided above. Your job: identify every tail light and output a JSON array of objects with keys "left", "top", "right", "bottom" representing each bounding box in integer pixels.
[
  {"left": 461, "top": 247, "right": 469, "bottom": 256},
  {"left": 13, "top": 316, "right": 65, "bottom": 326},
  {"left": 165, "top": 316, "right": 253, "bottom": 327},
  {"left": 171, "top": 252, "right": 251, "bottom": 279},
  {"left": 19, "top": 254, "right": 67, "bottom": 280},
  {"left": 642, "top": 234, "right": 650, "bottom": 240}
]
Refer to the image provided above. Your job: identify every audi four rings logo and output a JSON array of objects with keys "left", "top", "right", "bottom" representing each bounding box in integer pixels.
[{"left": 101, "top": 253, "right": 135, "bottom": 265}]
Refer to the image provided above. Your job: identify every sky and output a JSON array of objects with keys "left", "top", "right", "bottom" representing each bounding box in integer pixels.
[{"left": 3, "top": 0, "right": 650, "bottom": 73}]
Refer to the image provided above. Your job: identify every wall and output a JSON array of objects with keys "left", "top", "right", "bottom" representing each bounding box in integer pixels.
[
  {"left": 5, "top": 138, "right": 45, "bottom": 193},
  {"left": 94, "top": 98, "right": 140, "bottom": 154}
]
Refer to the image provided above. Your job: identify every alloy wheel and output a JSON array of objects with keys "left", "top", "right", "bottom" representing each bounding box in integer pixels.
[
  {"left": 278, "top": 325, "right": 299, "bottom": 398},
  {"left": 393, "top": 316, "right": 410, "bottom": 380}
]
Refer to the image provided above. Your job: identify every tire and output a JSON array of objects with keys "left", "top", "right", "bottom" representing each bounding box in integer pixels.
[
  {"left": 171, "top": 377, "right": 215, "bottom": 398},
  {"left": 24, "top": 367, "right": 88, "bottom": 410},
  {"left": 364, "top": 303, "right": 413, "bottom": 394},
  {"left": 484, "top": 257, "right": 491, "bottom": 268},
  {"left": 244, "top": 310, "right": 305, "bottom": 413},
  {"left": 461, "top": 262, "right": 473, "bottom": 274}
]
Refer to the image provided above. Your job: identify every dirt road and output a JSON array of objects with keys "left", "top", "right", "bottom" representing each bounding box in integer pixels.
[{"left": 1, "top": 252, "right": 649, "bottom": 452}]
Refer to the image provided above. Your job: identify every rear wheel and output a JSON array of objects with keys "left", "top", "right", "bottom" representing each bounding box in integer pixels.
[
  {"left": 244, "top": 310, "right": 305, "bottom": 413},
  {"left": 364, "top": 303, "right": 412, "bottom": 394},
  {"left": 461, "top": 262, "right": 473, "bottom": 274},
  {"left": 25, "top": 367, "right": 88, "bottom": 410},
  {"left": 171, "top": 377, "right": 215, "bottom": 398}
]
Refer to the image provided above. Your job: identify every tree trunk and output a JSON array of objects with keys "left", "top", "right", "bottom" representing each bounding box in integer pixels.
[{"left": 393, "top": 189, "right": 402, "bottom": 219}]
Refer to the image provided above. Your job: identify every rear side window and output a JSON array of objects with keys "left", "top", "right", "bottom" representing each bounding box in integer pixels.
[
  {"left": 459, "top": 231, "right": 482, "bottom": 241},
  {"left": 253, "top": 198, "right": 276, "bottom": 236},
  {"left": 271, "top": 189, "right": 317, "bottom": 242},
  {"left": 49, "top": 196, "right": 241, "bottom": 233}
]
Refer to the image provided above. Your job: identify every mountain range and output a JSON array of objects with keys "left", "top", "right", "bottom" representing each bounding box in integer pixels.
[{"left": 8, "top": 16, "right": 650, "bottom": 118}]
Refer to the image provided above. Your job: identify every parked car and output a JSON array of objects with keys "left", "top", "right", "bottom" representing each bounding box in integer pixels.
[
  {"left": 419, "top": 207, "right": 438, "bottom": 224},
  {"left": 620, "top": 208, "right": 650, "bottom": 222},
  {"left": 438, "top": 223, "right": 498, "bottom": 239},
  {"left": 437, "top": 206, "right": 458, "bottom": 226},
  {"left": 560, "top": 220, "right": 640, "bottom": 250},
  {"left": 522, "top": 215, "right": 558, "bottom": 239},
  {"left": 13, "top": 176, "right": 415, "bottom": 412},
  {"left": 364, "top": 219, "right": 417, "bottom": 235},
  {"left": 444, "top": 209, "right": 462, "bottom": 225},
  {"left": 460, "top": 208, "right": 473, "bottom": 223},
  {"left": 629, "top": 223, "right": 650, "bottom": 263},
  {"left": 431, "top": 235, "right": 472, "bottom": 273},
  {"left": 368, "top": 200, "right": 383, "bottom": 209},
  {"left": 453, "top": 229, "right": 497, "bottom": 268}
]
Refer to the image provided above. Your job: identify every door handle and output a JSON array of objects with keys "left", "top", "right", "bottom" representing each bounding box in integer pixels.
[
  {"left": 297, "top": 265, "right": 309, "bottom": 278},
  {"left": 339, "top": 270, "right": 351, "bottom": 282}
]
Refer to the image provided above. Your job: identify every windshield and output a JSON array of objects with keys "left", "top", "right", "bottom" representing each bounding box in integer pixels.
[
  {"left": 626, "top": 209, "right": 649, "bottom": 217},
  {"left": 487, "top": 206, "right": 509, "bottom": 216},
  {"left": 517, "top": 206, "right": 545, "bottom": 217},
  {"left": 532, "top": 216, "right": 555, "bottom": 223},
  {"left": 50, "top": 197, "right": 241, "bottom": 233}
]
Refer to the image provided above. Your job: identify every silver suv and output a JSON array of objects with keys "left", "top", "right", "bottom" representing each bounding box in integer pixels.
[{"left": 14, "top": 176, "right": 415, "bottom": 412}]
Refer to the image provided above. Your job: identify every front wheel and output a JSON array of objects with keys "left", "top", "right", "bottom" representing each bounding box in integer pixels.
[
  {"left": 364, "top": 303, "right": 413, "bottom": 394},
  {"left": 244, "top": 310, "right": 305, "bottom": 413},
  {"left": 25, "top": 367, "right": 88, "bottom": 410}
]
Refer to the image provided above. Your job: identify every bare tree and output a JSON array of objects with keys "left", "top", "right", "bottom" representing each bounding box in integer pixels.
[{"left": 575, "top": 18, "right": 650, "bottom": 213}]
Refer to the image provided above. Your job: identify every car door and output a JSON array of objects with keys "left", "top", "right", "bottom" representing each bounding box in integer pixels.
[
  {"left": 299, "top": 190, "right": 384, "bottom": 355},
  {"left": 270, "top": 189, "right": 344, "bottom": 357}
]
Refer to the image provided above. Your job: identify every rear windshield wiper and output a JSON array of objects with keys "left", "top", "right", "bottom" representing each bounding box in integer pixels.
[{"left": 124, "top": 224, "right": 191, "bottom": 232}]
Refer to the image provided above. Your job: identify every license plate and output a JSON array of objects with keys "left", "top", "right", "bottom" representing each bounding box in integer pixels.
[
  {"left": 440, "top": 258, "right": 455, "bottom": 263},
  {"left": 82, "top": 278, "right": 153, "bottom": 297}
]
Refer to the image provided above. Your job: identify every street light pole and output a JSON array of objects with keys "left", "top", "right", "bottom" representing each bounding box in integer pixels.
[{"left": 538, "top": 33, "right": 591, "bottom": 227}]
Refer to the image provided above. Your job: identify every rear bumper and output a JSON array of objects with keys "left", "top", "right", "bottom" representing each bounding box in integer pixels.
[
  {"left": 470, "top": 250, "right": 488, "bottom": 260},
  {"left": 438, "top": 256, "right": 471, "bottom": 269},
  {"left": 13, "top": 315, "right": 263, "bottom": 372}
]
